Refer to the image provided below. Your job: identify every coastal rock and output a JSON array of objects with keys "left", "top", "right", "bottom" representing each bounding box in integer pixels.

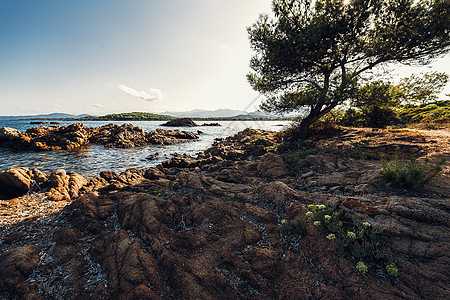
[
  {"left": 161, "top": 118, "right": 198, "bottom": 127},
  {"left": 31, "top": 123, "right": 89, "bottom": 150},
  {"left": 0, "top": 167, "right": 49, "bottom": 197},
  {"left": 259, "top": 180, "right": 302, "bottom": 209},
  {"left": 257, "top": 152, "right": 289, "bottom": 178},
  {"left": 162, "top": 153, "right": 199, "bottom": 168},
  {"left": 144, "top": 167, "right": 166, "bottom": 180},
  {"left": 0, "top": 123, "right": 90, "bottom": 151},
  {"left": 99, "top": 170, "right": 118, "bottom": 181},
  {"left": 0, "top": 123, "right": 198, "bottom": 151},
  {"left": 0, "top": 127, "right": 22, "bottom": 141},
  {"left": 0, "top": 245, "right": 41, "bottom": 295},
  {"left": 201, "top": 122, "right": 221, "bottom": 126},
  {"left": 176, "top": 171, "right": 203, "bottom": 189},
  {"left": 146, "top": 129, "right": 198, "bottom": 145},
  {"left": 46, "top": 169, "right": 88, "bottom": 201},
  {"left": 89, "top": 123, "right": 148, "bottom": 148},
  {"left": 92, "top": 230, "right": 163, "bottom": 298}
]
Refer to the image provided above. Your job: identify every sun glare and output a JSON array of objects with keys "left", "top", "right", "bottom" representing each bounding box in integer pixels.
[{"left": 343, "top": 0, "right": 351, "bottom": 5}]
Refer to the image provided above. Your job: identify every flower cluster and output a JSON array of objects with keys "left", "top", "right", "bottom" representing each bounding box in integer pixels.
[
  {"left": 347, "top": 231, "right": 356, "bottom": 240},
  {"left": 356, "top": 261, "right": 368, "bottom": 274},
  {"left": 386, "top": 264, "right": 399, "bottom": 277},
  {"left": 305, "top": 202, "right": 398, "bottom": 277}
]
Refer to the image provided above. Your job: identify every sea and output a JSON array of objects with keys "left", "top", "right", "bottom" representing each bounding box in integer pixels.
[{"left": 0, "top": 120, "right": 290, "bottom": 177}]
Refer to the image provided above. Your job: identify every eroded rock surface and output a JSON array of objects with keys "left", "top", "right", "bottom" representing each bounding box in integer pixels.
[
  {"left": 0, "top": 127, "right": 449, "bottom": 299},
  {"left": 0, "top": 245, "right": 41, "bottom": 298}
]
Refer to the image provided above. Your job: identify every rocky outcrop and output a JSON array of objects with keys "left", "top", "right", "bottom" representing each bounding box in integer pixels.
[
  {"left": 0, "top": 245, "right": 41, "bottom": 297},
  {"left": 46, "top": 169, "right": 89, "bottom": 201},
  {"left": 257, "top": 153, "right": 289, "bottom": 178},
  {"left": 0, "top": 167, "right": 48, "bottom": 197},
  {"left": 0, "top": 123, "right": 198, "bottom": 151},
  {"left": 0, "top": 167, "right": 89, "bottom": 201},
  {"left": 88, "top": 123, "right": 148, "bottom": 148},
  {"left": 0, "top": 123, "right": 89, "bottom": 150},
  {"left": 161, "top": 118, "right": 198, "bottom": 127},
  {"left": 146, "top": 128, "right": 198, "bottom": 145},
  {"left": 201, "top": 122, "right": 221, "bottom": 126}
]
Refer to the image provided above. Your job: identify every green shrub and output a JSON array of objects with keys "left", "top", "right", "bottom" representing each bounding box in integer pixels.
[
  {"left": 251, "top": 135, "right": 271, "bottom": 146},
  {"left": 281, "top": 219, "right": 307, "bottom": 238},
  {"left": 339, "top": 108, "right": 365, "bottom": 127},
  {"left": 381, "top": 152, "right": 446, "bottom": 190},
  {"left": 339, "top": 106, "right": 401, "bottom": 128},
  {"left": 170, "top": 179, "right": 181, "bottom": 190},
  {"left": 398, "top": 100, "right": 450, "bottom": 124},
  {"left": 362, "top": 106, "right": 401, "bottom": 128}
]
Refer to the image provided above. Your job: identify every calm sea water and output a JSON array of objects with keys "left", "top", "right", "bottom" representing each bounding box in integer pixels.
[{"left": 0, "top": 120, "right": 289, "bottom": 177}]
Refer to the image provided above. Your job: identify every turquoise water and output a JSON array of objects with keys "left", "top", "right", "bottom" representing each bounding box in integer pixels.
[{"left": 0, "top": 120, "right": 289, "bottom": 177}]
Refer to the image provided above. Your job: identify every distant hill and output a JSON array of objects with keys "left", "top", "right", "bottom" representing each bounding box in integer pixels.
[
  {"left": 162, "top": 108, "right": 247, "bottom": 118},
  {"left": 83, "top": 112, "right": 175, "bottom": 121},
  {"left": 0, "top": 113, "right": 95, "bottom": 120}
]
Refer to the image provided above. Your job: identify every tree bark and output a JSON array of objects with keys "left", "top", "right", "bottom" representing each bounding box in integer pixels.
[
  {"left": 297, "top": 103, "right": 338, "bottom": 140},
  {"left": 297, "top": 113, "right": 319, "bottom": 140}
]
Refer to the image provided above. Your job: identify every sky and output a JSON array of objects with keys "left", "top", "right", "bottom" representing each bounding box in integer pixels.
[{"left": 0, "top": 0, "right": 449, "bottom": 116}]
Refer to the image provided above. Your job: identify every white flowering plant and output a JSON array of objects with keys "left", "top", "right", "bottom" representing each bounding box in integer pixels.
[
  {"left": 306, "top": 202, "right": 342, "bottom": 233},
  {"left": 306, "top": 203, "right": 398, "bottom": 277}
]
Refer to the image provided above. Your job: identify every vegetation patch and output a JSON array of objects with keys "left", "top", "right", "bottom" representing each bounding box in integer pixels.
[
  {"left": 306, "top": 203, "right": 398, "bottom": 277},
  {"left": 381, "top": 151, "right": 446, "bottom": 191},
  {"left": 398, "top": 100, "right": 450, "bottom": 125}
]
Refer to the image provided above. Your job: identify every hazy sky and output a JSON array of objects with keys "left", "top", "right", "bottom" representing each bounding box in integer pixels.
[{"left": 0, "top": 0, "right": 449, "bottom": 116}]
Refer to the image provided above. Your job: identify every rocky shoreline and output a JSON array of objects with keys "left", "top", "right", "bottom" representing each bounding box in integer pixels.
[
  {"left": 0, "top": 123, "right": 198, "bottom": 151},
  {"left": 0, "top": 127, "right": 449, "bottom": 299}
]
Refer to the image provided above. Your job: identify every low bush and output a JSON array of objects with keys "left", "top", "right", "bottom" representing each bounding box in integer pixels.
[
  {"left": 380, "top": 152, "right": 446, "bottom": 190},
  {"left": 398, "top": 100, "right": 450, "bottom": 124},
  {"left": 338, "top": 107, "right": 401, "bottom": 128}
]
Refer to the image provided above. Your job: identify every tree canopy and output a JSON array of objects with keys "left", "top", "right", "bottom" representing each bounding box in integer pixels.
[{"left": 248, "top": 0, "right": 450, "bottom": 138}]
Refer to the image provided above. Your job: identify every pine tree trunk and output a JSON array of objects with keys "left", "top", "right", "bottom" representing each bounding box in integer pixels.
[{"left": 297, "top": 114, "right": 316, "bottom": 140}]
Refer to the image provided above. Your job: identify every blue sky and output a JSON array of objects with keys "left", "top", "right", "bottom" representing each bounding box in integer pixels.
[{"left": 0, "top": 0, "right": 449, "bottom": 116}]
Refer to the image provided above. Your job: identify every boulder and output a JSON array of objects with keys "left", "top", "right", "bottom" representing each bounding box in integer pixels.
[
  {"left": 257, "top": 152, "right": 290, "bottom": 178},
  {"left": 0, "top": 167, "right": 49, "bottom": 198},
  {"left": 161, "top": 118, "right": 198, "bottom": 127},
  {"left": 46, "top": 169, "right": 88, "bottom": 201},
  {"left": 0, "top": 245, "right": 41, "bottom": 295},
  {"left": 176, "top": 171, "right": 203, "bottom": 189},
  {"left": 259, "top": 180, "right": 302, "bottom": 209},
  {"left": 0, "top": 127, "right": 21, "bottom": 140}
]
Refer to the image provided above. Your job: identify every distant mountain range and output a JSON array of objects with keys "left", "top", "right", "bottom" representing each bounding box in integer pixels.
[
  {"left": 161, "top": 108, "right": 297, "bottom": 119},
  {"left": 161, "top": 108, "right": 248, "bottom": 118},
  {"left": 0, "top": 113, "right": 94, "bottom": 120}
]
